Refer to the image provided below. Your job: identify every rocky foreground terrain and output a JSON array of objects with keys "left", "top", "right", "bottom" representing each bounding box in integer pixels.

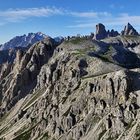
[{"left": 0, "top": 23, "right": 140, "bottom": 140}]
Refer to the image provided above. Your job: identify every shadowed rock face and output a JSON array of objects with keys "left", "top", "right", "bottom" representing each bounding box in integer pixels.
[
  {"left": 107, "top": 29, "right": 119, "bottom": 37},
  {"left": 93, "top": 23, "right": 119, "bottom": 40},
  {"left": 121, "top": 23, "right": 139, "bottom": 35},
  {"left": 0, "top": 24, "right": 140, "bottom": 140},
  {"left": 94, "top": 23, "right": 107, "bottom": 40},
  {"left": 0, "top": 37, "right": 57, "bottom": 114}
]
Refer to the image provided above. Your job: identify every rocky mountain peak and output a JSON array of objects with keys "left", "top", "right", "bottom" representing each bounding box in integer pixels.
[
  {"left": 93, "top": 23, "right": 119, "bottom": 40},
  {"left": 96, "top": 23, "right": 106, "bottom": 34},
  {"left": 0, "top": 32, "right": 48, "bottom": 50},
  {"left": 93, "top": 23, "right": 107, "bottom": 40},
  {"left": 121, "top": 22, "right": 139, "bottom": 35}
]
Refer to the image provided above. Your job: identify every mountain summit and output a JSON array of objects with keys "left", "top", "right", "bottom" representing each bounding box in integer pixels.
[
  {"left": 121, "top": 23, "right": 139, "bottom": 35},
  {"left": 93, "top": 23, "right": 119, "bottom": 40},
  {"left": 0, "top": 32, "right": 48, "bottom": 50}
]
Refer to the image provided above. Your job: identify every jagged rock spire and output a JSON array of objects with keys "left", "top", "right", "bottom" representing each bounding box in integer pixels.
[
  {"left": 121, "top": 23, "right": 139, "bottom": 35},
  {"left": 93, "top": 23, "right": 107, "bottom": 40},
  {"left": 93, "top": 23, "right": 119, "bottom": 40}
]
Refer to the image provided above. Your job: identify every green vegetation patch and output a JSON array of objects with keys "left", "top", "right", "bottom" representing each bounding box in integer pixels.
[
  {"left": 92, "top": 115, "right": 100, "bottom": 125},
  {"left": 13, "top": 120, "right": 41, "bottom": 140},
  {"left": 13, "top": 130, "right": 31, "bottom": 140},
  {"left": 14, "top": 125, "right": 27, "bottom": 136},
  {"left": 40, "top": 132, "right": 50, "bottom": 140},
  {"left": 0, "top": 111, "right": 11, "bottom": 124},
  {"left": 82, "top": 71, "right": 113, "bottom": 80},
  {"left": 98, "top": 45, "right": 114, "bottom": 63},
  {"left": 135, "top": 124, "right": 140, "bottom": 138},
  {"left": 125, "top": 119, "right": 134, "bottom": 130},
  {"left": 72, "top": 46, "right": 96, "bottom": 57},
  {"left": 64, "top": 37, "right": 88, "bottom": 44},
  {"left": 98, "top": 130, "right": 106, "bottom": 140},
  {"left": 106, "top": 136, "right": 115, "bottom": 140},
  {"left": 0, "top": 112, "right": 12, "bottom": 135},
  {"left": 123, "top": 35, "right": 140, "bottom": 39}
]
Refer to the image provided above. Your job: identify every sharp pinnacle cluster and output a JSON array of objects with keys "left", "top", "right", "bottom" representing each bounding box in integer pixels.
[{"left": 93, "top": 23, "right": 139, "bottom": 40}]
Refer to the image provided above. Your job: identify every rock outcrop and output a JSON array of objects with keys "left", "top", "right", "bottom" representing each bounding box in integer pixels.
[
  {"left": 93, "top": 23, "right": 119, "bottom": 40},
  {"left": 107, "top": 29, "right": 119, "bottom": 37},
  {"left": 121, "top": 23, "right": 139, "bottom": 36},
  {"left": 0, "top": 37, "right": 57, "bottom": 115},
  {"left": 93, "top": 23, "right": 107, "bottom": 40}
]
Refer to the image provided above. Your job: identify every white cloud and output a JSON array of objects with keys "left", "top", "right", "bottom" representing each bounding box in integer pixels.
[
  {"left": 68, "top": 14, "right": 140, "bottom": 29},
  {"left": 0, "top": 6, "right": 139, "bottom": 32},
  {"left": 0, "top": 7, "right": 111, "bottom": 22},
  {"left": 70, "top": 12, "right": 98, "bottom": 18},
  {"left": 70, "top": 11, "right": 111, "bottom": 18},
  {"left": 0, "top": 7, "right": 112, "bottom": 26},
  {"left": 0, "top": 7, "right": 63, "bottom": 23}
]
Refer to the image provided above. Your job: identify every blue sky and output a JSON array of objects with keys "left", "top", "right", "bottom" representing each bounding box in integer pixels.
[{"left": 0, "top": 0, "right": 140, "bottom": 43}]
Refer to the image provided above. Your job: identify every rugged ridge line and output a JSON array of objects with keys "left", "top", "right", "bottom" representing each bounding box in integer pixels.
[{"left": 0, "top": 23, "right": 140, "bottom": 140}]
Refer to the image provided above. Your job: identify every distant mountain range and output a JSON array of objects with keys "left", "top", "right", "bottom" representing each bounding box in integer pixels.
[
  {"left": 1, "top": 22, "right": 137, "bottom": 51},
  {"left": 0, "top": 32, "right": 64, "bottom": 50}
]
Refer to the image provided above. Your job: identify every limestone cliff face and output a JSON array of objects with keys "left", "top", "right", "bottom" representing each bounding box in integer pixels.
[
  {"left": 0, "top": 35, "right": 140, "bottom": 140},
  {"left": 0, "top": 37, "right": 57, "bottom": 116}
]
